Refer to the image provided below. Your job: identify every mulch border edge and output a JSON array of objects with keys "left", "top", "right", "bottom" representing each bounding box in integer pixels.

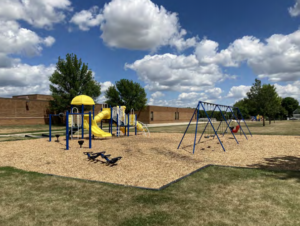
[{"left": 2, "top": 164, "right": 299, "bottom": 191}]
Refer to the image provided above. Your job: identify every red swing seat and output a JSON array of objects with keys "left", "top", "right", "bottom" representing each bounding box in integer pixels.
[{"left": 231, "top": 125, "right": 240, "bottom": 133}]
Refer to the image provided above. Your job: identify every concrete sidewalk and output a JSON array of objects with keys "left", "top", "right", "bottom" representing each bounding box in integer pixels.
[{"left": 145, "top": 122, "right": 203, "bottom": 127}]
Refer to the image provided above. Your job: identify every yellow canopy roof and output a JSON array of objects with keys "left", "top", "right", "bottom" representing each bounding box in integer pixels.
[{"left": 71, "top": 95, "right": 95, "bottom": 105}]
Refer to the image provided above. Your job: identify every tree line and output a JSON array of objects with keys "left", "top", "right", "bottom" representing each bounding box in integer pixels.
[
  {"left": 49, "top": 54, "right": 147, "bottom": 115},
  {"left": 47, "top": 54, "right": 299, "bottom": 127},
  {"left": 233, "top": 79, "right": 299, "bottom": 126}
]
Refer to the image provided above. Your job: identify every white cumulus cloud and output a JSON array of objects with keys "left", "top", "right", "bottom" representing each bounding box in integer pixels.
[
  {"left": 101, "top": 81, "right": 114, "bottom": 92},
  {"left": 125, "top": 53, "right": 232, "bottom": 92},
  {"left": 226, "top": 85, "right": 251, "bottom": 100},
  {"left": 194, "top": 31, "right": 300, "bottom": 82},
  {"left": 70, "top": 6, "right": 103, "bottom": 31},
  {"left": 96, "top": 81, "right": 114, "bottom": 103},
  {"left": 0, "top": 21, "right": 55, "bottom": 58},
  {"left": 70, "top": 0, "right": 196, "bottom": 51},
  {"left": 151, "top": 91, "right": 165, "bottom": 99},
  {"left": 275, "top": 82, "right": 300, "bottom": 100},
  {"left": 0, "top": 63, "right": 55, "bottom": 97},
  {"left": 0, "top": 0, "right": 72, "bottom": 29},
  {"left": 289, "top": 0, "right": 300, "bottom": 17},
  {"left": 148, "top": 88, "right": 223, "bottom": 107}
]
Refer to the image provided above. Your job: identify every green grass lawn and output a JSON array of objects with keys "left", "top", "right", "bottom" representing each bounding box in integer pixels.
[
  {"left": 0, "top": 124, "right": 65, "bottom": 135},
  {"left": 1, "top": 166, "right": 300, "bottom": 226}
]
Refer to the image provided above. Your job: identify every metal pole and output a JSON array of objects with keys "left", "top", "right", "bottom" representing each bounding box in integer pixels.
[
  {"left": 110, "top": 106, "right": 113, "bottom": 135},
  {"left": 81, "top": 104, "right": 84, "bottom": 139},
  {"left": 117, "top": 112, "right": 119, "bottom": 137},
  {"left": 197, "top": 104, "right": 217, "bottom": 144},
  {"left": 214, "top": 107, "right": 229, "bottom": 139},
  {"left": 89, "top": 111, "right": 92, "bottom": 148},
  {"left": 217, "top": 106, "right": 239, "bottom": 144},
  {"left": 201, "top": 103, "right": 226, "bottom": 152},
  {"left": 223, "top": 118, "right": 232, "bottom": 136},
  {"left": 177, "top": 106, "right": 198, "bottom": 149},
  {"left": 236, "top": 107, "right": 252, "bottom": 136},
  {"left": 128, "top": 113, "right": 130, "bottom": 136},
  {"left": 193, "top": 102, "right": 200, "bottom": 154},
  {"left": 66, "top": 111, "right": 69, "bottom": 150},
  {"left": 229, "top": 107, "right": 247, "bottom": 140},
  {"left": 49, "top": 114, "right": 51, "bottom": 142}
]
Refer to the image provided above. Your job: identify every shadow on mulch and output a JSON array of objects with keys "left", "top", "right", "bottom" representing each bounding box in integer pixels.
[{"left": 247, "top": 156, "right": 300, "bottom": 182}]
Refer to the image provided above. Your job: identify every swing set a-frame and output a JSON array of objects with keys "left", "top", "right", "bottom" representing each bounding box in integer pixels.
[{"left": 178, "top": 101, "right": 252, "bottom": 154}]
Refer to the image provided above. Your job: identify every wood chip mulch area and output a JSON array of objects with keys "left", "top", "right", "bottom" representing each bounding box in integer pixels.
[{"left": 0, "top": 133, "right": 299, "bottom": 189}]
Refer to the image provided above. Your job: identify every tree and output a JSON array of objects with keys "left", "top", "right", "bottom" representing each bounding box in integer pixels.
[
  {"left": 259, "top": 84, "right": 281, "bottom": 126},
  {"left": 49, "top": 53, "right": 101, "bottom": 113},
  {"left": 281, "top": 97, "right": 299, "bottom": 117},
  {"left": 276, "top": 105, "right": 288, "bottom": 120},
  {"left": 246, "top": 78, "right": 262, "bottom": 116},
  {"left": 233, "top": 98, "right": 250, "bottom": 119},
  {"left": 246, "top": 79, "right": 281, "bottom": 126},
  {"left": 105, "top": 79, "right": 147, "bottom": 113}
]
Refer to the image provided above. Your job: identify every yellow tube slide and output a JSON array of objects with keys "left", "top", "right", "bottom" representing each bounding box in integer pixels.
[
  {"left": 83, "top": 108, "right": 112, "bottom": 138},
  {"left": 136, "top": 122, "right": 145, "bottom": 132}
]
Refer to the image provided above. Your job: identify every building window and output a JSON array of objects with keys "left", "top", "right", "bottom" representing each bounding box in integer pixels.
[
  {"left": 151, "top": 111, "right": 154, "bottom": 121},
  {"left": 175, "top": 112, "right": 179, "bottom": 120}
]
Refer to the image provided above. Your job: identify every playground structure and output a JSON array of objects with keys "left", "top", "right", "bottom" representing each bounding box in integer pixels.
[
  {"left": 178, "top": 101, "right": 252, "bottom": 154},
  {"left": 49, "top": 95, "right": 150, "bottom": 150},
  {"left": 251, "top": 115, "right": 263, "bottom": 121}
]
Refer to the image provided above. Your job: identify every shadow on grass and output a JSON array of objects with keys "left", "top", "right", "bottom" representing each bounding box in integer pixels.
[{"left": 247, "top": 156, "right": 300, "bottom": 182}]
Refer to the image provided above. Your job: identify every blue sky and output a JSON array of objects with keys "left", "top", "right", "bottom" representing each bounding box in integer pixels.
[{"left": 1, "top": 0, "right": 300, "bottom": 107}]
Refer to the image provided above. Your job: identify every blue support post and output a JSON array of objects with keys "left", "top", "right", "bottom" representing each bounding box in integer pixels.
[
  {"left": 223, "top": 118, "right": 233, "bottom": 136},
  {"left": 192, "top": 102, "right": 200, "bottom": 154},
  {"left": 197, "top": 105, "right": 217, "bottom": 144},
  {"left": 117, "top": 113, "right": 119, "bottom": 137},
  {"left": 236, "top": 107, "right": 252, "bottom": 136},
  {"left": 177, "top": 107, "right": 198, "bottom": 149},
  {"left": 66, "top": 111, "right": 69, "bottom": 150},
  {"left": 217, "top": 105, "right": 239, "bottom": 144},
  {"left": 200, "top": 103, "right": 226, "bottom": 152},
  {"left": 229, "top": 107, "right": 248, "bottom": 140},
  {"left": 213, "top": 106, "right": 229, "bottom": 139},
  {"left": 89, "top": 111, "right": 92, "bottom": 148},
  {"left": 127, "top": 114, "right": 130, "bottom": 136},
  {"left": 49, "top": 114, "right": 51, "bottom": 142},
  {"left": 81, "top": 104, "right": 84, "bottom": 139},
  {"left": 110, "top": 106, "right": 113, "bottom": 135}
]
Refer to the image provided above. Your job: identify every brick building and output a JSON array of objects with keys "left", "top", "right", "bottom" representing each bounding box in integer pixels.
[
  {"left": 0, "top": 94, "right": 196, "bottom": 125},
  {"left": 136, "top": 105, "right": 196, "bottom": 124}
]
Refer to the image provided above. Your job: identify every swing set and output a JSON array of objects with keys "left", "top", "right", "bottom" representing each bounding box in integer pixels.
[{"left": 178, "top": 101, "right": 252, "bottom": 154}]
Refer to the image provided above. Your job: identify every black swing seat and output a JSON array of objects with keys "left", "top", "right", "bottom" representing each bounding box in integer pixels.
[{"left": 204, "top": 136, "right": 210, "bottom": 138}]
